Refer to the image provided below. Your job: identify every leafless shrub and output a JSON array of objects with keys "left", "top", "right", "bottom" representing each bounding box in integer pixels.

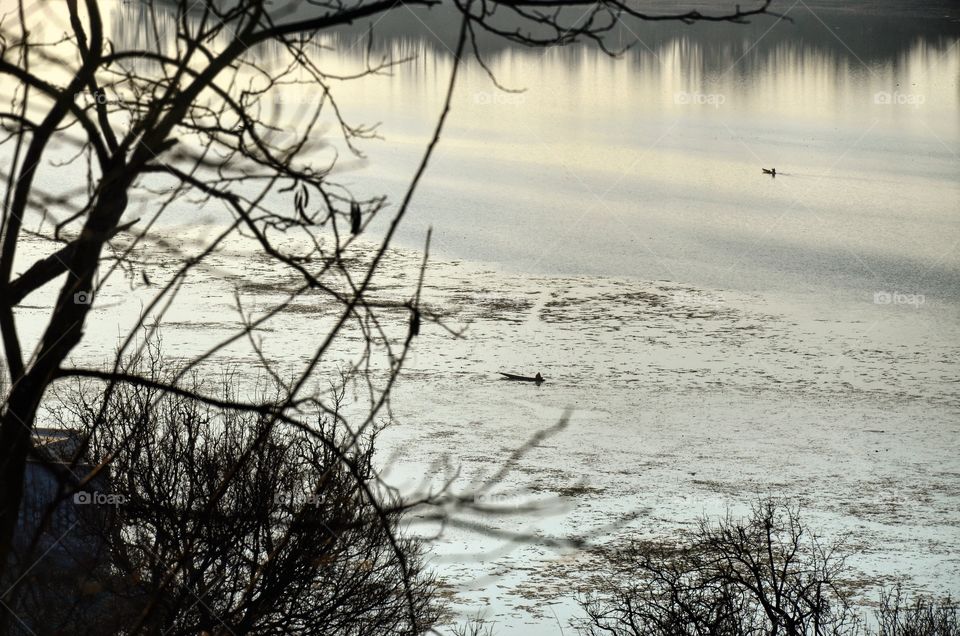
[
  {"left": 875, "top": 585, "right": 959, "bottom": 636},
  {"left": 450, "top": 615, "right": 496, "bottom": 636},
  {"left": 7, "top": 349, "right": 439, "bottom": 635},
  {"left": 577, "top": 499, "right": 862, "bottom": 636}
]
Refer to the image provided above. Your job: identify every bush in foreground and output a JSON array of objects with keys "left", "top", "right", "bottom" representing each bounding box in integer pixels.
[
  {"left": 6, "top": 356, "right": 439, "bottom": 635},
  {"left": 577, "top": 499, "right": 958, "bottom": 636},
  {"left": 876, "top": 586, "right": 958, "bottom": 636}
]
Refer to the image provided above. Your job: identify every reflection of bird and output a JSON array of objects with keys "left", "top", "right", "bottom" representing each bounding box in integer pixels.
[
  {"left": 762, "top": 168, "right": 776, "bottom": 177},
  {"left": 350, "top": 201, "right": 361, "bottom": 235}
]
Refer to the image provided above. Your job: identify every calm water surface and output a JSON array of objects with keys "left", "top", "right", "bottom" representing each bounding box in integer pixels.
[{"left": 5, "top": 2, "right": 960, "bottom": 633}]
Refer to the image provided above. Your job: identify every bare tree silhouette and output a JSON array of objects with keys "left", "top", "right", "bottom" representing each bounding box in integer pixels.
[
  {"left": 0, "top": 0, "right": 774, "bottom": 631},
  {"left": 7, "top": 346, "right": 439, "bottom": 634},
  {"left": 577, "top": 500, "right": 861, "bottom": 636},
  {"left": 577, "top": 499, "right": 960, "bottom": 636}
]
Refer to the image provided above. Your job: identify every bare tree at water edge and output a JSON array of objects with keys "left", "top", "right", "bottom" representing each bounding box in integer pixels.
[
  {"left": 0, "top": 0, "right": 775, "bottom": 631},
  {"left": 11, "top": 347, "right": 439, "bottom": 634},
  {"left": 575, "top": 499, "right": 960, "bottom": 636}
]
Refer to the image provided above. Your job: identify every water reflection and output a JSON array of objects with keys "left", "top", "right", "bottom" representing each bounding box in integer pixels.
[
  {"left": 109, "top": 0, "right": 960, "bottom": 72},
  {"left": 94, "top": 0, "right": 960, "bottom": 295},
  {"left": 11, "top": 0, "right": 956, "bottom": 294},
  {"left": 105, "top": 0, "right": 960, "bottom": 129}
]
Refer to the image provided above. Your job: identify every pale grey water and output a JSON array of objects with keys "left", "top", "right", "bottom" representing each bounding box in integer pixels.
[
  {"left": 251, "top": 5, "right": 959, "bottom": 631},
  {"left": 17, "top": 0, "right": 960, "bottom": 304},
  {"left": 5, "top": 1, "right": 960, "bottom": 633},
  {"left": 100, "top": 0, "right": 960, "bottom": 303}
]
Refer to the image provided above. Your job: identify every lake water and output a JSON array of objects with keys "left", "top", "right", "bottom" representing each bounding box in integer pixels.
[
  {"left": 302, "top": 3, "right": 960, "bottom": 300},
  {"left": 6, "top": 1, "right": 960, "bottom": 633},
  {"left": 268, "top": 5, "right": 960, "bottom": 630},
  {"left": 98, "top": 0, "right": 960, "bottom": 301}
]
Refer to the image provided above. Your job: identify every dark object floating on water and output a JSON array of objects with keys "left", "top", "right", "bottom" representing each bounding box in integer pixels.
[
  {"left": 499, "top": 372, "right": 544, "bottom": 385},
  {"left": 762, "top": 168, "right": 776, "bottom": 177},
  {"left": 350, "top": 201, "right": 362, "bottom": 235},
  {"left": 409, "top": 309, "right": 420, "bottom": 338}
]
